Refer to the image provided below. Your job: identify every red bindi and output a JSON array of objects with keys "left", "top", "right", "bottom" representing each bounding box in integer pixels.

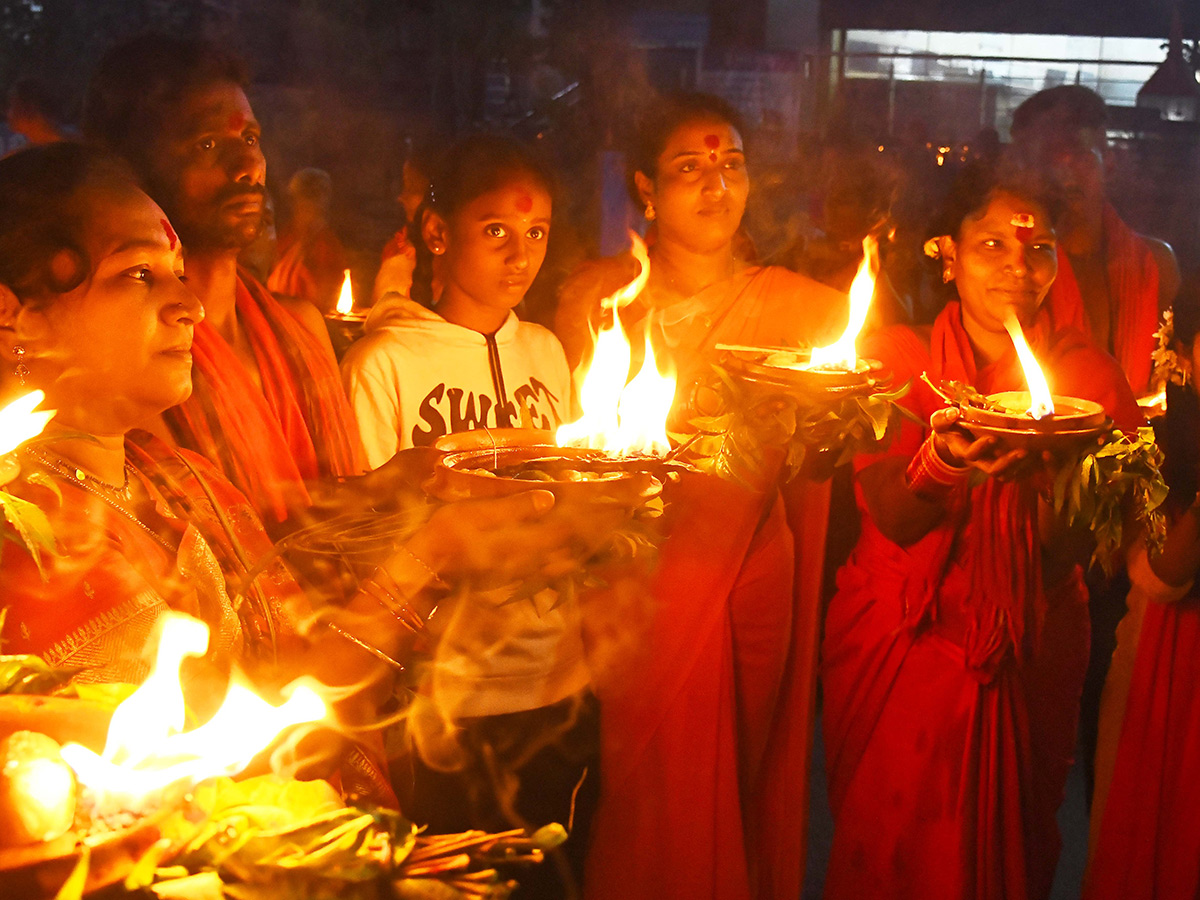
[
  {"left": 161, "top": 218, "right": 178, "bottom": 251},
  {"left": 227, "top": 112, "right": 245, "bottom": 130},
  {"left": 516, "top": 194, "right": 533, "bottom": 213},
  {"left": 1010, "top": 212, "right": 1036, "bottom": 244},
  {"left": 704, "top": 134, "right": 720, "bottom": 149}
]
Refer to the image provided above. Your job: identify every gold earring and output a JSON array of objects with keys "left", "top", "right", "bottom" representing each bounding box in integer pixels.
[
  {"left": 942, "top": 268, "right": 953, "bottom": 284},
  {"left": 644, "top": 202, "right": 655, "bottom": 221},
  {"left": 13, "top": 345, "right": 28, "bottom": 386}
]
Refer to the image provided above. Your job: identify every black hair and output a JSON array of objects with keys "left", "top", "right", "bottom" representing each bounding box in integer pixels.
[
  {"left": 410, "top": 133, "right": 555, "bottom": 307},
  {"left": 0, "top": 143, "right": 144, "bottom": 306},
  {"left": 626, "top": 91, "right": 746, "bottom": 205},
  {"left": 1162, "top": 272, "right": 1200, "bottom": 511},
  {"left": 922, "top": 157, "right": 1064, "bottom": 309},
  {"left": 1010, "top": 85, "right": 1108, "bottom": 142},
  {"left": 82, "top": 33, "right": 249, "bottom": 174},
  {"left": 927, "top": 156, "right": 1063, "bottom": 244}
]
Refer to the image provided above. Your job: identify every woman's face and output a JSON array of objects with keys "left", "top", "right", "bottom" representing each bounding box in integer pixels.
[
  {"left": 13, "top": 184, "right": 203, "bottom": 434},
  {"left": 637, "top": 117, "right": 749, "bottom": 255},
  {"left": 944, "top": 190, "right": 1057, "bottom": 335},
  {"left": 434, "top": 176, "right": 551, "bottom": 315}
]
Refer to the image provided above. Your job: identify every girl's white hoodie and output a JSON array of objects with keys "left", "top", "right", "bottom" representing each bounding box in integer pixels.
[
  {"left": 341, "top": 294, "right": 572, "bottom": 468},
  {"left": 340, "top": 294, "right": 587, "bottom": 721}
]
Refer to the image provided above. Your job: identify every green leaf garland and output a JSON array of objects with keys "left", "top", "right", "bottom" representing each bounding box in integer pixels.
[{"left": 1051, "top": 426, "right": 1169, "bottom": 576}]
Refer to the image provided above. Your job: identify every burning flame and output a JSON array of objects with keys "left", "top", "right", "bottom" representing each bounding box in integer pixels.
[
  {"left": 1003, "top": 316, "right": 1056, "bottom": 419},
  {"left": 1138, "top": 389, "right": 1167, "bottom": 411},
  {"left": 556, "top": 233, "right": 676, "bottom": 456},
  {"left": 0, "top": 390, "right": 55, "bottom": 456},
  {"left": 60, "top": 613, "right": 326, "bottom": 815},
  {"left": 809, "top": 236, "right": 879, "bottom": 371},
  {"left": 335, "top": 269, "right": 355, "bottom": 315}
]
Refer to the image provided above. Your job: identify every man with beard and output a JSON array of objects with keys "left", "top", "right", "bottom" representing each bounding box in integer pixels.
[
  {"left": 82, "top": 37, "right": 365, "bottom": 524},
  {"left": 1011, "top": 85, "right": 1179, "bottom": 396}
]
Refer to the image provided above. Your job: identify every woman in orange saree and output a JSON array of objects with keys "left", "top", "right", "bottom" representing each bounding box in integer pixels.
[
  {"left": 556, "top": 93, "right": 847, "bottom": 900},
  {"left": 821, "top": 163, "right": 1142, "bottom": 900}
]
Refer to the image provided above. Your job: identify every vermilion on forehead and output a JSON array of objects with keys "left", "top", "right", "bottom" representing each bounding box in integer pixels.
[
  {"left": 161, "top": 218, "right": 178, "bottom": 251},
  {"left": 227, "top": 111, "right": 246, "bottom": 131},
  {"left": 704, "top": 134, "right": 720, "bottom": 149},
  {"left": 515, "top": 194, "right": 533, "bottom": 213}
]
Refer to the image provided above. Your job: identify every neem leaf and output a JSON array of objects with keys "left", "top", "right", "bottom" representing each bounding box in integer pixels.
[{"left": 0, "top": 490, "right": 59, "bottom": 577}]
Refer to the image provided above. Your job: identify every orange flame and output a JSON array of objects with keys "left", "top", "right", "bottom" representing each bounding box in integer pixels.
[
  {"left": 556, "top": 233, "right": 676, "bottom": 456},
  {"left": 809, "top": 236, "right": 879, "bottom": 371},
  {"left": 1003, "top": 316, "right": 1056, "bottom": 419},
  {"left": 335, "top": 269, "right": 355, "bottom": 315},
  {"left": 59, "top": 613, "right": 326, "bottom": 815},
  {"left": 0, "top": 390, "right": 55, "bottom": 456}
]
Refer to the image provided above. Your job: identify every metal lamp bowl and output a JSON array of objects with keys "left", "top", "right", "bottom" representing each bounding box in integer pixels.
[
  {"left": 720, "top": 347, "right": 882, "bottom": 396},
  {"left": 427, "top": 428, "right": 664, "bottom": 508},
  {"left": 958, "top": 392, "right": 1110, "bottom": 451}
]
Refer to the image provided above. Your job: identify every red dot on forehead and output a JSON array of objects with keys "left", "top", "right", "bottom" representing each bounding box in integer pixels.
[
  {"left": 516, "top": 194, "right": 533, "bottom": 213},
  {"left": 161, "top": 218, "right": 178, "bottom": 251},
  {"left": 704, "top": 134, "right": 720, "bottom": 150},
  {"left": 1010, "top": 212, "right": 1036, "bottom": 244},
  {"left": 227, "top": 112, "right": 245, "bottom": 130}
]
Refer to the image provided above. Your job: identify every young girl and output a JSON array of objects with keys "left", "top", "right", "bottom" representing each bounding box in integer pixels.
[
  {"left": 343, "top": 135, "right": 570, "bottom": 466},
  {"left": 341, "top": 135, "right": 592, "bottom": 900}
]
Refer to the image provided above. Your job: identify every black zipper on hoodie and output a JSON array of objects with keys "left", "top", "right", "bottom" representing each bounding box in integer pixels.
[{"left": 484, "top": 330, "right": 511, "bottom": 425}]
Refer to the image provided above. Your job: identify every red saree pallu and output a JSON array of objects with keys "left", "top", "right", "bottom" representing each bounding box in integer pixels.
[
  {"left": 165, "top": 271, "right": 365, "bottom": 523},
  {"left": 821, "top": 303, "right": 1141, "bottom": 900},
  {"left": 579, "top": 264, "right": 848, "bottom": 900},
  {"left": 583, "top": 476, "right": 798, "bottom": 900},
  {"left": 1045, "top": 204, "right": 1161, "bottom": 394},
  {"left": 1085, "top": 590, "right": 1200, "bottom": 900}
]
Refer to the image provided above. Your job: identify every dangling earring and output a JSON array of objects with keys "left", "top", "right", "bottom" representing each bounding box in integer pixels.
[
  {"left": 644, "top": 201, "right": 656, "bottom": 221},
  {"left": 942, "top": 268, "right": 953, "bottom": 284},
  {"left": 12, "top": 345, "right": 28, "bottom": 387}
]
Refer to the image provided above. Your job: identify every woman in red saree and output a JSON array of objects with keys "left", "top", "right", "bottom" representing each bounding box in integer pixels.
[
  {"left": 0, "top": 143, "right": 573, "bottom": 805},
  {"left": 1084, "top": 289, "right": 1200, "bottom": 900},
  {"left": 821, "top": 163, "right": 1142, "bottom": 900},
  {"left": 556, "top": 93, "right": 847, "bottom": 900}
]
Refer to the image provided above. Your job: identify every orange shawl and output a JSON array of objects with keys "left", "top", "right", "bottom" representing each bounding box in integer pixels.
[{"left": 164, "top": 271, "right": 364, "bottom": 523}]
